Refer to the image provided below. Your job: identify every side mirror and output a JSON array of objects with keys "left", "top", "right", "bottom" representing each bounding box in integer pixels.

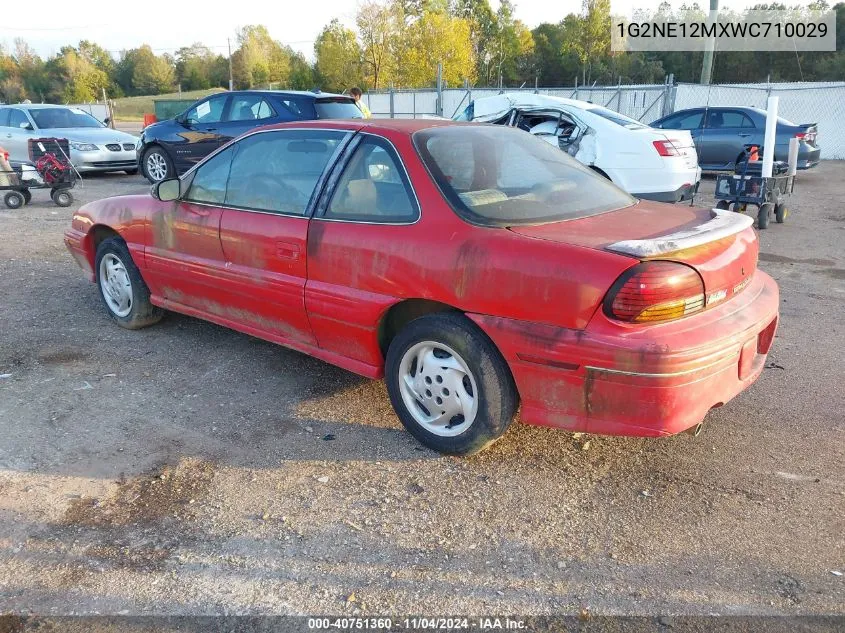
[
  {"left": 21, "top": 122, "right": 33, "bottom": 131},
  {"left": 152, "top": 178, "right": 181, "bottom": 201},
  {"left": 104, "top": 117, "right": 111, "bottom": 126}
]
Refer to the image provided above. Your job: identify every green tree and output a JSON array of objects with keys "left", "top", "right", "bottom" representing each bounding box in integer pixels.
[
  {"left": 131, "top": 45, "right": 176, "bottom": 95},
  {"left": 357, "top": 2, "right": 398, "bottom": 89},
  {"left": 314, "top": 19, "right": 365, "bottom": 92},
  {"left": 47, "top": 46, "right": 110, "bottom": 102},
  {"left": 232, "top": 25, "right": 291, "bottom": 88}
]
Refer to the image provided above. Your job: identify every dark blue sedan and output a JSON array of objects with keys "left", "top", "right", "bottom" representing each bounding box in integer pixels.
[
  {"left": 138, "top": 90, "right": 363, "bottom": 182},
  {"left": 652, "top": 106, "right": 820, "bottom": 172}
]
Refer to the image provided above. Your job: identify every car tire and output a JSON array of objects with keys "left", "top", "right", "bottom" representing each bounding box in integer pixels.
[
  {"left": 52, "top": 190, "right": 73, "bottom": 207},
  {"left": 142, "top": 146, "right": 173, "bottom": 183},
  {"left": 775, "top": 202, "right": 788, "bottom": 223},
  {"left": 4, "top": 191, "right": 25, "bottom": 209},
  {"left": 95, "top": 237, "right": 164, "bottom": 329},
  {"left": 385, "top": 313, "right": 518, "bottom": 456},
  {"left": 757, "top": 203, "right": 772, "bottom": 230},
  {"left": 21, "top": 189, "right": 32, "bottom": 205}
]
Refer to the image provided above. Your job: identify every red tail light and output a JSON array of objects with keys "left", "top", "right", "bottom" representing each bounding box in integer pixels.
[
  {"left": 653, "top": 139, "right": 681, "bottom": 157},
  {"left": 795, "top": 131, "right": 816, "bottom": 144},
  {"left": 605, "top": 261, "right": 705, "bottom": 323}
]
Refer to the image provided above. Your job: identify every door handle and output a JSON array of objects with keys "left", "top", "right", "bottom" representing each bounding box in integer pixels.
[
  {"left": 738, "top": 133, "right": 751, "bottom": 137},
  {"left": 203, "top": 127, "right": 217, "bottom": 132},
  {"left": 276, "top": 242, "right": 300, "bottom": 260}
]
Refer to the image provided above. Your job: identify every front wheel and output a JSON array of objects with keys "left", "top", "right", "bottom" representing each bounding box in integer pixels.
[
  {"left": 385, "top": 313, "right": 518, "bottom": 455},
  {"left": 775, "top": 202, "right": 788, "bottom": 223},
  {"left": 758, "top": 203, "right": 772, "bottom": 229},
  {"left": 142, "top": 147, "right": 173, "bottom": 183},
  {"left": 95, "top": 237, "right": 164, "bottom": 329}
]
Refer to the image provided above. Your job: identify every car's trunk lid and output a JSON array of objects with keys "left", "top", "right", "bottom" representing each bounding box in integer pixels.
[{"left": 509, "top": 201, "right": 759, "bottom": 303}]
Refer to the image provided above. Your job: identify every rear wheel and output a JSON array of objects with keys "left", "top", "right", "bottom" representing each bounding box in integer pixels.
[
  {"left": 758, "top": 203, "right": 772, "bottom": 229},
  {"left": 385, "top": 313, "right": 518, "bottom": 455},
  {"left": 52, "top": 189, "right": 73, "bottom": 207},
  {"left": 21, "top": 190, "right": 32, "bottom": 205},
  {"left": 3, "top": 191, "right": 24, "bottom": 209},
  {"left": 95, "top": 237, "right": 163, "bottom": 329},
  {"left": 775, "top": 202, "right": 788, "bottom": 223}
]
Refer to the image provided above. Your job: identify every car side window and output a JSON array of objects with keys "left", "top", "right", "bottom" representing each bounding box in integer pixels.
[
  {"left": 661, "top": 111, "right": 703, "bottom": 130},
  {"left": 324, "top": 137, "right": 418, "bottom": 223},
  {"left": 0, "top": 109, "right": 9, "bottom": 127},
  {"left": 708, "top": 110, "right": 755, "bottom": 129},
  {"left": 277, "top": 97, "right": 316, "bottom": 119},
  {"left": 224, "top": 129, "right": 347, "bottom": 215},
  {"left": 183, "top": 146, "right": 234, "bottom": 205},
  {"left": 227, "top": 95, "right": 276, "bottom": 122},
  {"left": 9, "top": 109, "right": 30, "bottom": 129},
  {"left": 185, "top": 95, "right": 227, "bottom": 125}
]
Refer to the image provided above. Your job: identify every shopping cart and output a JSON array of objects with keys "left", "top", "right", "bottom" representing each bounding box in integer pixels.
[{"left": 0, "top": 138, "right": 79, "bottom": 209}]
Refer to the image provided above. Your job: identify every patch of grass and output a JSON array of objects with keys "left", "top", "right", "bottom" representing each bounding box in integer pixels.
[{"left": 113, "top": 88, "right": 226, "bottom": 121}]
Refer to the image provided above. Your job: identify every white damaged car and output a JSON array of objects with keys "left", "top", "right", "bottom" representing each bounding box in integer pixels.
[{"left": 455, "top": 93, "right": 701, "bottom": 203}]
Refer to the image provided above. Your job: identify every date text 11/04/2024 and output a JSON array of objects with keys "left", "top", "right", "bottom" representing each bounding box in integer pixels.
[{"left": 308, "top": 617, "right": 527, "bottom": 630}]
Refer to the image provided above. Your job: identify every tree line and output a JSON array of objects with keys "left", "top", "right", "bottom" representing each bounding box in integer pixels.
[{"left": 1, "top": 0, "right": 843, "bottom": 104}]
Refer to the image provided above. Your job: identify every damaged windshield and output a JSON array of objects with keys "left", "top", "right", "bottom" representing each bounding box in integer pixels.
[{"left": 414, "top": 125, "right": 635, "bottom": 226}]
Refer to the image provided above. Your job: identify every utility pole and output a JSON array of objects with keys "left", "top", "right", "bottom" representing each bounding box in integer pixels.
[
  {"left": 700, "top": 0, "right": 718, "bottom": 85},
  {"left": 228, "top": 38, "right": 234, "bottom": 91}
]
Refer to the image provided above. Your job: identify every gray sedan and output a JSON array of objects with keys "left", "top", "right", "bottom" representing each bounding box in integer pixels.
[
  {"left": 0, "top": 104, "right": 138, "bottom": 174},
  {"left": 652, "top": 106, "right": 820, "bottom": 171}
]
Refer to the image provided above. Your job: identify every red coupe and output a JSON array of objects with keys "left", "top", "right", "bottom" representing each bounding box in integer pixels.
[{"left": 65, "top": 120, "right": 779, "bottom": 455}]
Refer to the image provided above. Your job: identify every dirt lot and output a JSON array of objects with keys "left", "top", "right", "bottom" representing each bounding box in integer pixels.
[{"left": 0, "top": 165, "right": 843, "bottom": 617}]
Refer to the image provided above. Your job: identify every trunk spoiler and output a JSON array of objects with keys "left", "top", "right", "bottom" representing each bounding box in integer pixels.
[{"left": 607, "top": 209, "right": 754, "bottom": 258}]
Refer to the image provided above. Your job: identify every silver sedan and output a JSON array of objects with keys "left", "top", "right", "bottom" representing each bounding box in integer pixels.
[{"left": 0, "top": 104, "right": 138, "bottom": 174}]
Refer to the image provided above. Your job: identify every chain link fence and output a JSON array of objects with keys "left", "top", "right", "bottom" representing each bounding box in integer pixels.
[{"left": 364, "top": 81, "right": 845, "bottom": 159}]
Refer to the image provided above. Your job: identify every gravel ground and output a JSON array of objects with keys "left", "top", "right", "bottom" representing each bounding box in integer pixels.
[{"left": 0, "top": 165, "right": 843, "bottom": 617}]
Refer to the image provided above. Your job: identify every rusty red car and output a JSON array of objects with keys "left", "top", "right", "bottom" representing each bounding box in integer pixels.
[{"left": 64, "top": 119, "right": 779, "bottom": 455}]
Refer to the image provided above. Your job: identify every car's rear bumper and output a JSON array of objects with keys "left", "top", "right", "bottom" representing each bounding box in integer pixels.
[
  {"left": 636, "top": 179, "right": 700, "bottom": 203},
  {"left": 798, "top": 147, "right": 821, "bottom": 170},
  {"left": 469, "top": 270, "right": 779, "bottom": 437},
  {"left": 64, "top": 227, "right": 95, "bottom": 282},
  {"left": 610, "top": 165, "right": 701, "bottom": 203}
]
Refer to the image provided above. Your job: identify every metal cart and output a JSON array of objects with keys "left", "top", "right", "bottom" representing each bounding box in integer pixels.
[
  {"left": 0, "top": 138, "right": 78, "bottom": 209},
  {"left": 714, "top": 147, "right": 793, "bottom": 230}
]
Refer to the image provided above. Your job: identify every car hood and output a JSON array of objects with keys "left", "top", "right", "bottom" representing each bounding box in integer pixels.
[{"left": 36, "top": 127, "right": 138, "bottom": 144}]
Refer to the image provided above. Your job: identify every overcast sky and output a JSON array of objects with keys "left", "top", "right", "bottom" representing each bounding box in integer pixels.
[{"left": 1, "top": 0, "right": 789, "bottom": 61}]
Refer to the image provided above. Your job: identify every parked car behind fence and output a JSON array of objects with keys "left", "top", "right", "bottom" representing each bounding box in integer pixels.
[{"left": 651, "top": 106, "right": 820, "bottom": 171}]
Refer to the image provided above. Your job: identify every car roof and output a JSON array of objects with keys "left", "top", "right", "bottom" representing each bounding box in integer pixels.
[
  {"left": 471, "top": 93, "right": 603, "bottom": 118},
  {"left": 256, "top": 117, "right": 461, "bottom": 136},
  {"left": 232, "top": 89, "right": 353, "bottom": 100},
  {"left": 6, "top": 104, "right": 79, "bottom": 110}
]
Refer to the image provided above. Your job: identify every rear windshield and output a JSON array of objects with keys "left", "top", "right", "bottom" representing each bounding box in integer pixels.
[
  {"left": 413, "top": 125, "right": 635, "bottom": 226},
  {"left": 586, "top": 106, "right": 647, "bottom": 129},
  {"left": 315, "top": 98, "right": 364, "bottom": 120}
]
